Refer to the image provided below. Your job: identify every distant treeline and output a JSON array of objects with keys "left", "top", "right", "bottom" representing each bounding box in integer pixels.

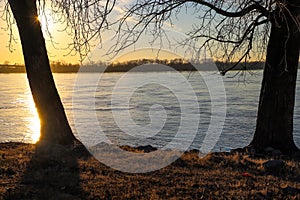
[
  {"left": 106, "top": 59, "right": 265, "bottom": 72},
  {"left": 0, "top": 59, "right": 265, "bottom": 73},
  {"left": 0, "top": 61, "right": 81, "bottom": 73},
  {"left": 0, "top": 61, "right": 80, "bottom": 73}
]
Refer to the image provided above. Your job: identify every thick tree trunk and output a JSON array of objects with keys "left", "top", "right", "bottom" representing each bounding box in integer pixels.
[
  {"left": 251, "top": 3, "right": 300, "bottom": 154},
  {"left": 8, "top": 0, "right": 76, "bottom": 145}
]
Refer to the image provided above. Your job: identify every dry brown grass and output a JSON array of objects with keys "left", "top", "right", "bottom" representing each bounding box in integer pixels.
[{"left": 0, "top": 142, "right": 299, "bottom": 199}]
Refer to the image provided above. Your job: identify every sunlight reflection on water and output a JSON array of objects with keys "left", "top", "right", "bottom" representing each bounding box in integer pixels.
[
  {"left": 26, "top": 95, "right": 40, "bottom": 143},
  {"left": 13, "top": 91, "right": 40, "bottom": 143},
  {"left": 0, "top": 74, "right": 40, "bottom": 143}
]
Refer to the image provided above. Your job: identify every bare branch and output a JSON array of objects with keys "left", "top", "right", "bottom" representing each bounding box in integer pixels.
[{"left": 188, "top": 0, "right": 269, "bottom": 17}]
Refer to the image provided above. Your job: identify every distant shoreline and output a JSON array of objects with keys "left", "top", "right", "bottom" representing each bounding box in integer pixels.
[{"left": 0, "top": 61, "right": 265, "bottom": 73}]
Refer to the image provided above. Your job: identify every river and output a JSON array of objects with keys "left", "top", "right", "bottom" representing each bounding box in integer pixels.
[{"left": 0, "top": 71, "right": 299, "bottom": 152}]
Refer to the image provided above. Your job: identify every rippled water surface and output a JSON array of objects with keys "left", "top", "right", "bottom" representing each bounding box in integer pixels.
[{"left": 0, "top": 71, "right": 299, "bottom": 151}]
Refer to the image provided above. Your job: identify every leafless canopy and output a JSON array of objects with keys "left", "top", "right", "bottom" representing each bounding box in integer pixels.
[
  {"left": 1, "top": 0, "right": 299, "bottom": 72},
  {"left": 1, "top": 0, "right": 115, "bottom": 60},
  {"left": 49, "top": 0, "right": 115, "bottom": 59},
  {"left": 110, "top": 0, "right": 281, "bottom": 73}
]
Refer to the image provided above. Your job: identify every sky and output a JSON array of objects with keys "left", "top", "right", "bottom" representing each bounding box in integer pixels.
[
  {"left": 0, "top": 6, "right": 81, "bottom": 64},
  {"left": 0, "top": 1, "right": 199, "bottom": 65},
  {"left": 0, "top": 1, "right": 266, "bottom": 65}
]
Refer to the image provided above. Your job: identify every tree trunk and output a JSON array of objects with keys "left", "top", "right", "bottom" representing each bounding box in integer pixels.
[
  {"left": 251, "top": 3, "right": 300, "bottom": 154},
  {"left": 8, "top": 0, "right": 76, "bottom": 145}
]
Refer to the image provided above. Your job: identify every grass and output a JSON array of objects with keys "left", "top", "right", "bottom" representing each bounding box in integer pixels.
[{"left": 0, "top": 142, "right": 299, "bottom": 199}]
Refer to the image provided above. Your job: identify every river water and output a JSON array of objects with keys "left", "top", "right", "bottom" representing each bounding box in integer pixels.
[{"left": 0, "top": 71, "right": 299, "bottom": 152}]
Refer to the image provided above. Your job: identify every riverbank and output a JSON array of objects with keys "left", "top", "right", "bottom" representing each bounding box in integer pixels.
[{"left": 0, "top": 142, "right": 299, "bottom": 199}]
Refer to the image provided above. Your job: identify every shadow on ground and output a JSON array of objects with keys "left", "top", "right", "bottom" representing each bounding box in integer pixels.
[
  {"left": 3, "top": 141, "right": 91, "bottom": 199},
  {"left": 1, "top": 143, "right": 299, "bottom": 199}
]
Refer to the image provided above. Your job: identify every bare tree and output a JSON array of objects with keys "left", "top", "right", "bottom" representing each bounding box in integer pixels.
[
  {"left": 109, "top": 0, "right": 300, "bottom": 155},
  {"left": 2, "top": 0, "right": 300, "bottom": 155},
  {"left": 6, "top": 0, "right": 72, "bottom": 144},
  {"left": 4, "top": 0, "right": 113, "bottom": 145}
]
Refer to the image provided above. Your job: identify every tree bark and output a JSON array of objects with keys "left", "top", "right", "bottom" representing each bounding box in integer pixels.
[
  {"left": 8, "top": 0, "right": 76, "bottom": 145},
  {"left": 251, "top": 3, "right": 300, "bottom": 154}
]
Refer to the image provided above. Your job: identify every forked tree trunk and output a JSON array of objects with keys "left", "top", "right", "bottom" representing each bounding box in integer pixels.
[
  {"left": 251, "top": 3, "right": 300, "bottom": 154},
  {"left": 8, "top": 0, "right": 76, "bottom": 145}
]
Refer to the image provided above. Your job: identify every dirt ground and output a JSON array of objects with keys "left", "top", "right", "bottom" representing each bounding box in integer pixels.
[{"left": 0, "top": 142, "right": 299, "bottom": 199}]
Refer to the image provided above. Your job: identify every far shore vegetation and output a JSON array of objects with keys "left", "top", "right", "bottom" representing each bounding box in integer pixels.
[{"left": 0, "top": 59, "right": 265, "bottom": 73}]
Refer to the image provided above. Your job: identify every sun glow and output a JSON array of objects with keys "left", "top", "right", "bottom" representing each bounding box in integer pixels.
[{"left": 37, "top": 9, "right": 54, "bottom": 32}]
